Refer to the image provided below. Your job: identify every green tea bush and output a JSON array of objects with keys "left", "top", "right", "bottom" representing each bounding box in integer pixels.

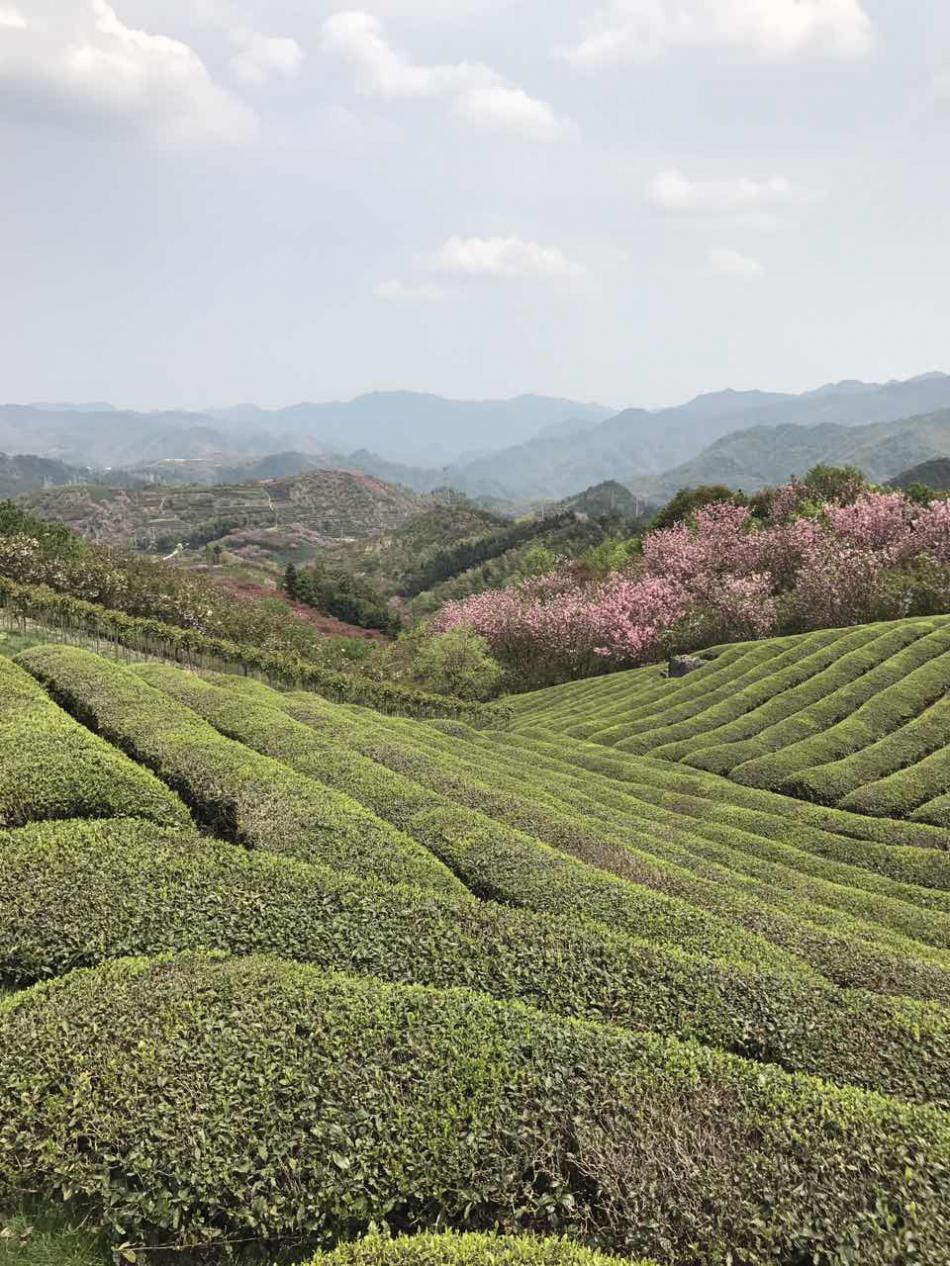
[
  {"left": 387, "top": 723, "right": 950, "bottom": 948},
  {"left": 605, "top": 629, "right": 853, "bottom": 751},
  {"left": 681, "top": 622, "right": 935, "bottom": 773},
  {"left": 692, "top": 623, "right": 950, "bottom": 781},
  {"left": 811, "top": 694, "right": 950, "bottom": 813},
  {"left": 3, "top": 818, "right": 948, "bottom": 1105},
  {"left": 504, "top": 723, "right": 950, "bottom": 867},
  {"left": 0, "top": 576, "right": 493, "bottom": 722},
  {"left": 642, "top": 624, "right": 890, "bottom": 759},
  {"left": 1, "top": 955, "right": 948, "bottom": 1263},
  {"left": 15, "top": 646, "right": 461, "bottom": 896},
  {"left": 0, "top": 657, "right": 191, "bottom": 830},
  {"left": 768, "top": 648, "right": 950, "bottom": 806},
  {"left": 131, "top": 665, "right": 809, "bottom": 979},
  {"left": 305, "top": 1233, "right": 651, "bottom": 1266},
  {"left": 178, "top": 673, "right": 950, "bottom": 1002}
]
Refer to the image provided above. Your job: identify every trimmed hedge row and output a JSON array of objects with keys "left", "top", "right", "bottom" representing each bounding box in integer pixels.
[
  {"left": 131, "top": 665, "right": 805, "bottom": 978},
  {"left": 681, "top": 622, "right": 941, "bottom": 774},
  {"left": 636, "top": 624, "right": 903, "bottom": 759},
  {"left": 138, "top": 667, "right": 950, "bottom": 1004},
  {"left": 811, "top": 693, "right": 950, "bottom": 811},
  {"left": 0, "top": 656, "right": 191, "bottom": 831},
  {"left": 1, "top": 955, "right": 948, "bottom": 1263},
  {"left": 704, "top": 643, "right": 950, "bottom": 785},
  {"left": 588, "top": 635, "right": 845, "bottom": 748},
  {"left": 556, "top": 643, "right": 768, "bottom": 741},
  {"left": 3, "top": 818, "right": 949, "bottom": 1105},
  {"left": 756, "top": 644, "right": 950, "bottom": 806},
  {"left": 0, "top": 575, "right": 496, "bottom": 722},
  {"left": 840, "top": 742, "right": 950, "bottom": 820},
  {"left": 340, "top": 736, "right": 950, "bottom": 1006},
  {"left": 506, "top": 727, "right": 950, "bottom": 868},
  {"left": 15, "top": 646, "right": 462, "bottom": 897},
  {"left": 550, "top": 638, "right": 810, "bottom": 734},
  {"left": 387, "top": 722, "right": 950, "bottom": 948},
  {"left": 307, "top": 1233, "right": 650, "bottom": 1266}
]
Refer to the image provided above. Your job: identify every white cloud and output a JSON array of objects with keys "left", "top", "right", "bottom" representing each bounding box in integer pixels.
[
  {"left": 935, "top": 67, "right": 950, "bottom": 100},
  {"left": 455, "top": 85, "right": 570, "bottom": 143},
  {"left": 648, "top": 169, "right": 818, "bottom": 214},
  {"left": 321, "top": 10, "right": 488, "bottom": 98},
  {"left": 568, "top": 0, "right": 876, "bottom": 66},
  {"left": 321, "top": 10, "right": 570, "bottom": 141},
  {"left": 0, "top": 0, "right": 256, "bottom": 144},
  {"left": 706, "top": 246, "right": 765, "bottom": 278},
  {"left": 0, "top": 6, "right": 26, "bottom": 28},
  {"left": 374, "top": 278, "right": 444, "bottom": 301},
  {"left": 431, "top": 235, "right": 586, "bottom": 281},
  {"left": 229, "top": 31, "right": 303, "bottom": 87}
]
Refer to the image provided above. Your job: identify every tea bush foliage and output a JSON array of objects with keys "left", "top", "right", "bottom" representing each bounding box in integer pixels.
[
  {"left": 15, "top": 646, "right": 462, "bottom": 896},
  {"left": 2, "top": 817, "right": 947, "bottom": 1105},
  {"left": 6, "top": 610, "right": 950, "bottom": 1265},
  {"left": 2, "top": 955, "right": 948, "bottom": 1263},
  {"left": 0, "top": 657, "right": 191, "bottom": 830}
]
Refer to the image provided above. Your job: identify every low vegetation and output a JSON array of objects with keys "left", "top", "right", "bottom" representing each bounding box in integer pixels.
[
  {"left": 2, "top": 955, "right": 947, "bottom": 1262},
  {"left": 6, "top": 480, "right": 950, "bottom": 1266},
  {"left": 2, "top": 818, "right": 947, "bottom": 1105},
  {"left": 510, "top": 613, "right": 950, "bottom": 830},
  {"left": 306, "top": 1234, "right": 652, "bottom": 1266},
  {"left": 0, "top": 656, "right": 191, "bottom": 830},
  {"left": 17, "top": 645, "right": 461, "bottom": 894}
]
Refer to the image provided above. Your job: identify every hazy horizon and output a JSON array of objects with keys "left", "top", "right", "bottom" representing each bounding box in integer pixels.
[{"left": 16, "top": 369, "right": 950, "bottom": 421}]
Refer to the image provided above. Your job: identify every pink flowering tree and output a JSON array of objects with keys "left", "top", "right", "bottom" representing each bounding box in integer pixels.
[{"left": 432, "top": 481, "right": 950, "bottom": 688}]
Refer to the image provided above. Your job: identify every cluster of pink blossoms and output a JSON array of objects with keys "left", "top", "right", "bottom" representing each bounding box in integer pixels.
[{"left": 432, "top": 487, "right": 950, "bottom": 684}]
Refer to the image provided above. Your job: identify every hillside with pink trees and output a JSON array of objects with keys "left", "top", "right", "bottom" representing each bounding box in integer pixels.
[{"left": 433, "top": 480, "right": 950, "bottom": 689}]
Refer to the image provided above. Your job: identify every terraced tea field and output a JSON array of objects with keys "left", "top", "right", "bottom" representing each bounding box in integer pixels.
[{"left": 2, "top": 615, "right": 950, "bottom": 1265}]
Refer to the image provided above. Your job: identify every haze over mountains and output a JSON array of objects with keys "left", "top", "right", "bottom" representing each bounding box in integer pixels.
[{"left": 4, "top": 373, "right": 950, "bottom": 506}]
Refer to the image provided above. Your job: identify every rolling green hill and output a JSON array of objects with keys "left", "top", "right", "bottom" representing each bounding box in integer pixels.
[
  {"left": 3, "top": 616, "right": 950, "bottom": 1264},
  {"left": 888, "top": 456, "right": 950, "bottom": 492}
]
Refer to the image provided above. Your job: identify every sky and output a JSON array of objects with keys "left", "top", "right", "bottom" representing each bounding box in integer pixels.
[{"left": 1, "top": 0, "right": 949, "bottom": 412}]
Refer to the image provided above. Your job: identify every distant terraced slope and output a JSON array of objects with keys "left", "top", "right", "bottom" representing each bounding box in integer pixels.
[
  {"left": 18, "top": 467, "right": 425, "bottom": 549},
  {"left": 510, "top": 615, "right": 950, "bottom": 828}
]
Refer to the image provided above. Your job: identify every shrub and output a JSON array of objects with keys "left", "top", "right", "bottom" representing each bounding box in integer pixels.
[
  {"left": 3, "top": 817, "right": 948, "bottom": 1105},
  {"left": 1, "top": 955, "right": 948, "bottom": 1262},
  {"left": 15, "top": 646, "right": 462, "bottom": 897},
  {"left": 306, "top": 1232, "right": 651, "bottom": 1266},
  {"left": 0, "top": 657, "right": 191, "bottom": 830},
  {"left": 366, "top": 627, "right": 503, "bottom": 702},
  {"left": 288, "top": 563, "right": 401, "bottom": 636},
  {"left": 0, "top": 575, "right": 493, "bottom": 723},
  {"left": 133, "top": 664, "right": 809, "bottom": 979},
  {"left": 136, "top": 665, "right": 950, "bottom": 1004}
]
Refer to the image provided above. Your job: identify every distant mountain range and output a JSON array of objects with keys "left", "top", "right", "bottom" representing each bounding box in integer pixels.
[
  {"left": 5, "top": 374, "right": 950, "bottom": 507},
  {"left": 435, "top": 373, "right": 950, "bottom": 500},
  {"left": 631, "top": 408, "right": 950, "bottom": 499},
  {"left": 0, "top": 392, "right": 613, "bottom": 478},
  {"left": 203, "top": 393, "right": 615, "bottom": 466}
]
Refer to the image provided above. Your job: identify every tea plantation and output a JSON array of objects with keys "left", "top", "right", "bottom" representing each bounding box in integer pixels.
[{"left": 3, "top": 617, "right": 950, "bottom": 1265}]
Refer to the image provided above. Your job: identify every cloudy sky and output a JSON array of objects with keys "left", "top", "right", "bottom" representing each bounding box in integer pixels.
[{"left": 1, "top": 0, "right": 949, "bottom": 410}]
